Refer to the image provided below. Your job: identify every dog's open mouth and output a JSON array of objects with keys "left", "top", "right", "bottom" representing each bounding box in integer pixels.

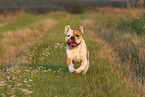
[{"left": 67, "top": 39, "right": 78, "bottom": 47}]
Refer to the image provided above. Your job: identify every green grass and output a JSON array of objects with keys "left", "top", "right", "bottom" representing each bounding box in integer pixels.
[
  {"left": 0, "top": 9, "right": 144, "bottom": 97},
  {"left": 82, "top": 8, "right": 145, "bottom": 78},
  {"left": 0, "top": 13, "right": 43, "bottom": 37}
]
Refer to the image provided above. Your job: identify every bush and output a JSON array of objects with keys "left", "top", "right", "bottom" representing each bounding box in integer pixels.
[
  {"left": 117, "top": 15, "right": 145, "bottom": 35},
  {"left": 131, "top": 15, "right": 145, "bottom": 35},
  {"left": 69, "top": 3, "right": 84, "bottom": 14}
]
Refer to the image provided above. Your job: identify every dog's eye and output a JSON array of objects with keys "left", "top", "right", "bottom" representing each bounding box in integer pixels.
[
  {"left": 76, "top": 35, "right": 79, "bottom": 37},
  {"left": 67, "top": 35, "right": 70, "bottom": 37}
]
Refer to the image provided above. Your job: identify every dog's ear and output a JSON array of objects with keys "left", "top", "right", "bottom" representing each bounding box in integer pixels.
[
  {"left": 77, "top": 26, "right": 83, "bottom": 34},
  {"left": 65, "top": 25, "right": 71, "bottom": 34}
]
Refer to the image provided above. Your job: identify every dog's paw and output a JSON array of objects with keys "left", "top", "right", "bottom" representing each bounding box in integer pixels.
[
  {"left": 69, "top": 68, "right": 76, "bottom": 74},
  {"left": 68, "top": 65, "right": 75, "bottom": 73},
  {"left": 74, "top": 68, "right": 82, "bottom": 74}
]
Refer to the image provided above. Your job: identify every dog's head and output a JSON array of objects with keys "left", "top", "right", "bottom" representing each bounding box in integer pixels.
[{"left": 65, "top": 25, "right": 84, "bottom": 48}]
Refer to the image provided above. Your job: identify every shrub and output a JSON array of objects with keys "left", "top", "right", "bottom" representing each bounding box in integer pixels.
[
  {"left": 131, "top": 15, "right": 145, "bottom": 35},
  {"left": 117, "top": 15, "right": 145, "bottom": 35},
  {"left": 69, "top": 3, "right": 84, "bottom": 14}
]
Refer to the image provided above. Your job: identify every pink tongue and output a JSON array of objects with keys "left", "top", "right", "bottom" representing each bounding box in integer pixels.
[
  {"left": 67, "top": 39, "right": 73, "bottom": 43},
  {"left": 71, "top": 43, "right": 76, "bottom": 45},
  {"left": 67, "top": 39, "right": 76, "bottom": 45}
]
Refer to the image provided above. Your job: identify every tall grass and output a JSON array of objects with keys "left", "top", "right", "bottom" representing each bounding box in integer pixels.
[
  {"left": 0, "top": 13, "right": 58, "bottom": 69},
  {"left": 0, "top": 9, "right": 144, "bottom": 96},
  {"left": 82, "top": 7, "right": 145, "bottom": 85},
  {"left": 0, "top": 13, "right": 43, "bottom": 36},
  {"left": 0, "top": 14, "right": 18, "bottom": 27}
]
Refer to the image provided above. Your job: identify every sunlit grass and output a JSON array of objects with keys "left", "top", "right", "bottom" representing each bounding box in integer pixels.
[
  {"left": 0, "top": 8, "right": 144, "bottom": 96},
  {"left": 0, "top": 13, "right": 43, "bottom": 36},
  {"left": 0, "top": 15, "right": 58, "bottom": 69}
]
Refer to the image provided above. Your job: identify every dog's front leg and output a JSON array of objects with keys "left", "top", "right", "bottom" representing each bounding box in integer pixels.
[
  {"left": 67, "top": 58, "right": 75, "bottom": 73},
  {"left": 75, "top": 59, "right": 88, "bottom": 74}
]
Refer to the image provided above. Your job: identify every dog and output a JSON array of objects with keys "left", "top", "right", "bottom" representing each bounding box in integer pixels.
[{"left": 65, "top": 25, "right": 89, "bottom": 75}]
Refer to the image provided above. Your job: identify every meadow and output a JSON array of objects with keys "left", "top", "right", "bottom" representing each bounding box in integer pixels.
[{"left": 0, "top": 8, "right": 144, "bottom": 97}]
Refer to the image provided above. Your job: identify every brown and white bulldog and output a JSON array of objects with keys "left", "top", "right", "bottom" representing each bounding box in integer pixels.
[{"left": 65, "top": 25, "right": 89, "bottom": 75}]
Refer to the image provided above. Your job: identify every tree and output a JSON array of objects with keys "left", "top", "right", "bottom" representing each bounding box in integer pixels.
[{"left": 69, "top": 3, "right": 84, "bottom": 14}]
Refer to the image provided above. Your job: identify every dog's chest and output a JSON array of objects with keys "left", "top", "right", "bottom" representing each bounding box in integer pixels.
[
  {"left": 67, "top": 45, "right": 86, "bottom": 61},
  {"left": 73, "top": 51, "right": 84, "bottom": 62}
]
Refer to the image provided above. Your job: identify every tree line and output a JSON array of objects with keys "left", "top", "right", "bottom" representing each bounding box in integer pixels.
[{"left": 0, "top": 0, "right": 144, "bottom": 13}]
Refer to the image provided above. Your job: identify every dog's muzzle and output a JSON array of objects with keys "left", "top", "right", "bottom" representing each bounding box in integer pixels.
[{"left": 67, "top": 37, "right": 80, "bottom": 47}]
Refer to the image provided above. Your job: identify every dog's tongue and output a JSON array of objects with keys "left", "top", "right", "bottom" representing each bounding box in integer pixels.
[
  {"left": 67, "top": 39, "right": 73, "bottom": 44},
  {"left": 67, "top": 39, "right": 76, "bottom": 46}
]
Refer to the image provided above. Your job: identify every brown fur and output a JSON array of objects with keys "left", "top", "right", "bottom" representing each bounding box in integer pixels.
[
  {"left": 73, "top": 30, "right": 83, "bottom": 39},
  {"left": 77, "top": 26, "right": 83, "bottom": 34},
  {"left": 66, "top": 54, "right": 72, "bottom": 66}
]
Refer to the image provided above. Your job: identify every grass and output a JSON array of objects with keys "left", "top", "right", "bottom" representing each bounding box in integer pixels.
[
  {"left": 0, "top": 13, "right": 58, "bottom": 69},
  {"left": 0, "top": 8, "right": 145, "bottom": 96},
  {"left": 0, "top": 13, "right": 43, "bottom": 36},
  {"left": 82, "top": 8, "right": 145, "bottom": 78}
]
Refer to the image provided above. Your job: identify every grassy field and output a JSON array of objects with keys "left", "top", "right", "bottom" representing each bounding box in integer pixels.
[{"left": 0, "top": 8, "right": 145, "bottom": 97}]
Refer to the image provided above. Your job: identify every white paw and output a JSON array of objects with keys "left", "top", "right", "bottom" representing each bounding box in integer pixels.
[
  {"left": 74, "top": 68, "right": 82, "bottom": 74},
  {"left": 68, "top": 65, "right": 75, "bottom": 73}
]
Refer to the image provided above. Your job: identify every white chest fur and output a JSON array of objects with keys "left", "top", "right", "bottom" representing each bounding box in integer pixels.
[{"left": 66, "top": 40, "right": 87, "bottom": 62}]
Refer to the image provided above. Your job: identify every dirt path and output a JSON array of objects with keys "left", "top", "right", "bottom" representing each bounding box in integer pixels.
[{"left": 0, "top": 19, "right": 58, "bottom": 68}]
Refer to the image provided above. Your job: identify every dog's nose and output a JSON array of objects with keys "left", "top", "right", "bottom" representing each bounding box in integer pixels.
[{"left": 70, "top": 36, "right": 75, "bottom": 42}]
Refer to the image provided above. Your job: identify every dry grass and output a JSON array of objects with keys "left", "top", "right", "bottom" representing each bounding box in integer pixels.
[
  {"left": 82, "top": 8, "right": 145, "bottom": 78},
  {"left": 82, "top": 18, "right": 145, "bottom": 93},
  {"left": 0, "top": 19, "right": 58, "bottom": 69},
  {"left": 95, "top": 7, "right": 144, "bottom": 16},
  {"left": 82, "top": 19, "right": 119, "bottom": 64},
  {"left": 0, "top": 10, "right": 144, "bottom": 96},
  {"left": 0, "top": 14, "right": 18, "bottom": 27}
]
